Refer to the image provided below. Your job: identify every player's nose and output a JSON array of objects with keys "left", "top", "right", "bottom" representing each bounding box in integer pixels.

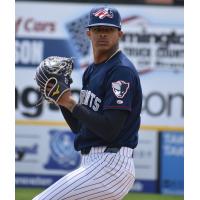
[{"left": 99, "top": 33, "right": 107, "bottom": 38}]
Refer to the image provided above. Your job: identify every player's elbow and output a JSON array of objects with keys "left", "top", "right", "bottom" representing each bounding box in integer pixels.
[
  {"left": 71, "top": 125, "right": 81, "bottom": 134},
  {"left": 71, "top": 129, "right": 79, "bottom": 134}
]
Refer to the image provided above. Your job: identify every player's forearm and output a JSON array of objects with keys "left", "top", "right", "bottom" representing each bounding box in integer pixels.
[
  {"left": 60, "top": 106, "right": 81, "bottom": 133},
  {"left": 72, "top": 104, "right": 128, "bottom": 142}
]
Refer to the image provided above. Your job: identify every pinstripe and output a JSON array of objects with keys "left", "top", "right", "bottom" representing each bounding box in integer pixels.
[
  {"left": 115, "top": 177, "right": 134, "bottom": 199},
  {"left": 95, "top": 153, "right": 100, "bottom": 161},
  {"left": 126, "top": 158, "right": 131, "bottom": 172},
  {"left": 101, "top": 155, "right": 125, "bottom": 178},
  {"left": 89, "top": 154, "right": 93, "bottom": 164},
  {"left": 70, "top": 171, "right": 127, "bottom": 200},
  {"left": 97, "top": 179, "right": 132, "bottom": 200},
  {"left": 101, "top": 174, "right": 133, "bottom": 200},
  {"left": 60, "top": 161, "right": 110, "bottom": 198},
  {"left": 74, "top": 167, "right": 124, "bottom": 192},
  {"left": 128, "top": 158, "right": 132, "bottom": 173},
  {"left": 115, "top": 176, "right": 134, "bottom": 198},
  {"left": 48, "top": 155, "right": 110, "bottom": 200},
  {"left": 82, "top": 156, "right": 85, "bottom": 166},
  {"left": 90, "top": 165, "right": 134, "bottom": 200},
  {"left": 80, "top": 158, "right": 132, "bottom": 198},
  {"left": 106, "top": 153, "right": 117, "bottom": 165},
  {"left": 94, "top": 153, "right": 123, "bottom": 180},
  {"left": 34, "top": 166, "right": 85, "bottom": 200},
  {"left": 57, "top": 154, "right": 115, "bottom": 200},
  {"left": 60, "top": 154, "right": 123, "bottom": 198},
  {"left": 33, "top": 167, "right": 85, "bottom": 200},
  {"left": 130, "top": 160, "right": 134, "bottom": 175},
  {"left": 124, "top": 156, "right": 129, "bottom": 169},
  {"left": 98, "top": 153, "right": 102, "bottom": 160},
  {"left": 91, "top": 154, "right": 94, "bottom": 162},
  {"left": 33, "top": 147, "right": 136, "bottom": 200},
  {"left": 117, "top": 179, "right": 134, "bottom": 199},
  {"left": 35, "top": 168, "right": 85, "bottom": 200},
  {"left": 124, "top": 147, "right": 127, "bottom": 156},
  {"left": 131, "top": 159, "right": 135, "bottom": 174},
  {"left": 36, "top": 155, "right": 109, "bottom": 200},
  {"left": 111, "top": 155, "right": 125, "bottom": 173},
  {"left": 58, "top": 154, "right": 120, "bottom": 199},
  {"left": 128, "top": 158, "right": 133, "bottom": 173},
  {"left": 86, "top": 172, "right": 131, "bottom": 200},
  {"left": 94, "top": 153, "right": 98, "bottom": 161},
  {"left": 102, "top": 176, "right": 134, "bottom": 200},
  {"left": 65, "top": 170, "right": 125, "bottom": 199}
]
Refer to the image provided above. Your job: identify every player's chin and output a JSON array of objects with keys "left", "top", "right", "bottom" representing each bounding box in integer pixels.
[{"left": 95, "top": 44, "right": 110, "bottom": 51}]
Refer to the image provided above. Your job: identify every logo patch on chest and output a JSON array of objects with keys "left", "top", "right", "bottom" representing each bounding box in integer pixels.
[{"left": 112, "top": 80, "right": 130, "bottom": 98}]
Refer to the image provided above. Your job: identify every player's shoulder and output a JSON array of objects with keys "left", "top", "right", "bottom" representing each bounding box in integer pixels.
[
  {"left": 83, "top": 63, "right": 93, "bottom": 74},
  {"left": 82, "top": 63, "right": 94, "bottom": 84},
  {"left": 111, "top": 51, "right": 138, "bottom": 76}
]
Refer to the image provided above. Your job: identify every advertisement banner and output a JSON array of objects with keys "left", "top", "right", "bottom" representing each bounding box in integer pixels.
[
  {"left": 15, "top": 125, "right": 81, "bottom": 187},
  {"left": 15, "top": 2, "right": 184, "bottom": 128},
  {"left": 16, "top": 126, "right": 159, "bottom": 191},
  {"left": 16, "top": 68, "right": 183, "bottom": 127},
  {"left": 132, "top": 130, "right": 159, "bottom": 193},
  {"left": 159, "top": 132, "right": 184, "bottom": 195}
]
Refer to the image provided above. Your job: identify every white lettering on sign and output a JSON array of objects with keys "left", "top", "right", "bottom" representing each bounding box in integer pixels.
[{"left": 15, "top": 40, "right": 44, "bottom": 65}]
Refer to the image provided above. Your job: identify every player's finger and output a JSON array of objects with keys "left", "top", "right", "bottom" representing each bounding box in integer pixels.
[{"left": 46, "top": 82, "right": 54, "bottom": 92}]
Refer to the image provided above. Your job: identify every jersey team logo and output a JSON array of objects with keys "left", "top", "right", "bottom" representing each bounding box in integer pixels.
[
  {"left": 112, "top": 80, "right": 130, "bottom": 98},
  {"left": 93, "top": 8, "right": 114, "bottom": 19}
]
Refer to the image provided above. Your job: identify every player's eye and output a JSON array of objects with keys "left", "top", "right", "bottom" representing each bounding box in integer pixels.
[
  {"left": 91, "top": 27, "right": 101, "bottom": 33},
  {"left": 90, "top": 27, "right": 115, "bottom": 33},
  {"left": 106, "top": 27, "right": 115, "bottom": 32}
]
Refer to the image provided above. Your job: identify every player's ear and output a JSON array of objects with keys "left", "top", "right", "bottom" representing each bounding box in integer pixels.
[
  {"left": 118, "top": 30, "right": 123, "bottom": 38},
  {"left": 86, "top": 30, "right": 91, "bottom": 40}
]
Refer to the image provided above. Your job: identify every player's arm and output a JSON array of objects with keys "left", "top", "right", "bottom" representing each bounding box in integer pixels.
[
  {"left": 58, "top": 91, "right": 128, "bottom": 142},
  {"left": 72, "top": 105, "right": 129, "bottom": 142},
  {"left": 59, "top": 106, "right": 81, "bottom": 134},
  {"left": 58, "top": 67, "right": 91, "bottom": 134}
]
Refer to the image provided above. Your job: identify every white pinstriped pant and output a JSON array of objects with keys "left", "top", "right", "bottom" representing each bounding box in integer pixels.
[{"left": 32, "top": 147, "right": 135, "bottom": 200}]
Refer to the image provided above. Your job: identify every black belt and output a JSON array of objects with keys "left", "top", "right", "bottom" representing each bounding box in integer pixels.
[
  {"left": 81, "top": 146, "right": 121, "bottom": 155},
  {"left": 80, "top": 146, "right": 134, "bottom": 158},
  {"left": 80, "top": 147, "right": 92, "bottom": 155}
]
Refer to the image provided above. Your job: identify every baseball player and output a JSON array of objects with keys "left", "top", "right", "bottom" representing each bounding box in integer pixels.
[{"left": 33, "top": 6, "right": 142, "bottom": 200}]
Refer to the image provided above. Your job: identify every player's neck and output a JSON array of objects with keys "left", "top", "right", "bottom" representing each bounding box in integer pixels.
[{"left": 93, "top": 47, "right": 119, "bottom": 64}]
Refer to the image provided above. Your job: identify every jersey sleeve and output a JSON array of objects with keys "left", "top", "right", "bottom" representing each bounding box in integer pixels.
[{"left": 103, "top": 66, "right": 135, "bottom": 111}]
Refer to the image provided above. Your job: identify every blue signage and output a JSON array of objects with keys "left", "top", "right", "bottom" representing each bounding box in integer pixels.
[
  {"left": 15, "top": 38, "right": 80, "bottom": 69},
  {"left": 15, "top": 174, "right": 62, "bottom": 188},
  {"left": 44, "top": 130, "right": 81, "bottom": 170},
  {"left": 159, "top": 131, "right": 184, "bottom": 195},
  {"left": 132, "top": 180, "right": 158, "bottom": 193}
]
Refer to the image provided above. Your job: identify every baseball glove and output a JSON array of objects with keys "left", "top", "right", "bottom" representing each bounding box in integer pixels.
[{"left": 35, "top": 56, "right": 73, "bottom": 105}]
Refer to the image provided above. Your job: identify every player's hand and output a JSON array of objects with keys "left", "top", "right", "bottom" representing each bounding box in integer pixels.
[
  {"left": 57, "top": 90, "right": 77, "bottom": 112},
  {"left": 46, "top": 82, "right": 54, "bottom": 92},
  {"left": 45, "top": 83, "right": 76, "bottom": 112},
  {"left": 34, "top": 56, "right": 73, "bottom": 105}
]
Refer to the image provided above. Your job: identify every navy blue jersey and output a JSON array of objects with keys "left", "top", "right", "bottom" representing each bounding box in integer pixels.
[{"left": 74, "top": 51, "right": 142, "bottom": 150}]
